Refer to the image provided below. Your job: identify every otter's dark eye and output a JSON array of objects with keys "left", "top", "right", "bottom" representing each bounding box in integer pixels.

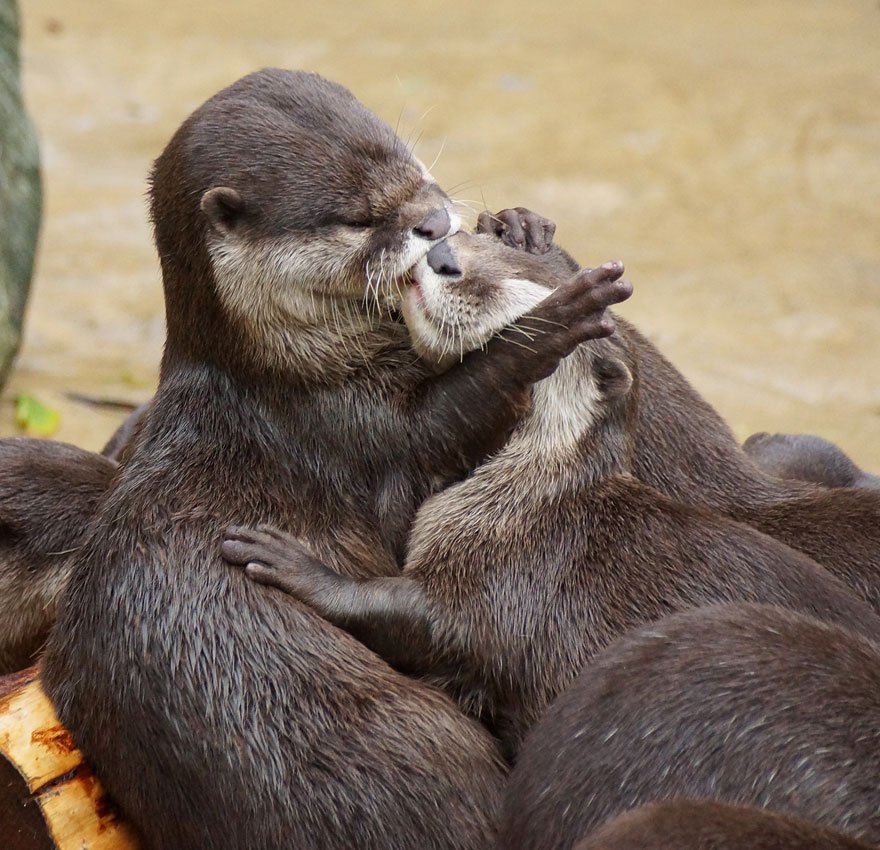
[{"left": 339, "top": 217, "right": 373, "bottom": 229}]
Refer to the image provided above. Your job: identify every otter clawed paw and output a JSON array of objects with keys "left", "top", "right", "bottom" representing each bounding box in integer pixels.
[
  {"left": 222, "top": 525, "right": 324, "bottom": 596},
  {"left": 508, "top": 260, "right": 633, "bottom": 383},
  {"left": 477, "top": 207, "right": 556, "bottom": 254}
]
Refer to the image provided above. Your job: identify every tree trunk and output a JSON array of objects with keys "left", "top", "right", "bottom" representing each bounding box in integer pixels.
[{"left": 0, "top": 0, "right": 41, "bottom": 386}]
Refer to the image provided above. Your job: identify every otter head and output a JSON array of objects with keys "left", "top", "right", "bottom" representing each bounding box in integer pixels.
[
  {"left": 403, "top": 231, "right": 635, "bottom": 458},
  {"left": 150, "top": 68, "right": 458, "bottom": 378}
]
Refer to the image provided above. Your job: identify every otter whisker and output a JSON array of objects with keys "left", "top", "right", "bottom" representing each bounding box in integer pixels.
[
  {"left": 445, "top": 179, "right": 482, "bottom": 196},
  {"left": 507, "top": 324, "right": 539, "bottom": 343},
  {"left": 428, "top": 137, "right": 447, "bottom": 173},
  {"left": 521, "top": 316, "right": 568, "bottom": 330},
  {"left": 492, "top": 332, "right": 538, "bottom": 354}
]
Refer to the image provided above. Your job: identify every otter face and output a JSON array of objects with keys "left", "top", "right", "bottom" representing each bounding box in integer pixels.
[
  {"left": 402, "top": 232, "right": 555, "bottom": 368},
  {"left": 151, "top": 69, "right": 459, "bottom": 333}
]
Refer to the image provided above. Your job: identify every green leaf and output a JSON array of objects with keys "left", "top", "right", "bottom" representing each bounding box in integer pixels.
[{"left": 15, "top": 395, "right": 61, "bottom": 437}]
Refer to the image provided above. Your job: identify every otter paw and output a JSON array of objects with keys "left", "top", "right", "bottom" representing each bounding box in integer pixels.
[
  {"left": 477, "top": 207, "right": 556, "bottom": 254},
  {"left": 511, "top": 261, "right": 632, "bottom": 381},
  {"left": 222, "top": 525, "right": 321, "bottom": 595}
]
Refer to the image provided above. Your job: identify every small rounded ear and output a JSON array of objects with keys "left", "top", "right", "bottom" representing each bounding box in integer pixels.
[
  {"left": 594, "top": 355, "right": 633, "bottom": 400},
  {"left": 200, "top": 187, "right": 245, "bottom": 235}
]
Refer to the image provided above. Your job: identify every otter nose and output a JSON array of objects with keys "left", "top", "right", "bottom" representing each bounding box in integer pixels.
[
  {"left": 426, "top": 241, "right": 462, "bottom": 277},
  {"left": 413, "top": 208, "right": 451, "bottom": 241}
]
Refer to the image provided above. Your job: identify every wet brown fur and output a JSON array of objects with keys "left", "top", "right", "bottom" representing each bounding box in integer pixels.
[
  {"left": 0, "top": 439, "right": 115, "bottom": 673},
  {"left": 500, "top": 604, "right": 880, "bottom": 850},
  {"left": 573, "top": 800, "right": 873, "bottom": 850}
]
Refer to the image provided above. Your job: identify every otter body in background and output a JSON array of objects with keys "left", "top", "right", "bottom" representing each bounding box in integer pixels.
[
  {"left": 0, "top": 439, "right": 115, "bottom": 673},
  {"left": 498, "top": 234, "right": 880, "bottom": 609},
  {"left": 573, "top": 801, "right": 873, "bottom": 850},
  {"left": 744, "top": 431, "right": 880, "bottom": 491},
  {"left": 500, "top": 604, "right": 880, "bottom": 850},
  {"left": 623, "top": 320, "right": 880, "bottom": 608},
  {"left": 42, "top": 71, "right": 629, "bottom": 850},
  {"left": 225, "top": 225, "right": 879, "bottom": 757}
]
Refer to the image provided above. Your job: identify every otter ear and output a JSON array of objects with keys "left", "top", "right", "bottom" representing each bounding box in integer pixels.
[
  {"left": 201, "top": 187, "right": 245, "bottom": 235},
  {"left": 594, "top": 355, "right": 633, "bottom": 400}
]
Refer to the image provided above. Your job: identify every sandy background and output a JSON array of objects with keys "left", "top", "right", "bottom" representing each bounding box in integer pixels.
[{"left": 5, "top": 0, "right": 880, "bottom": 468}]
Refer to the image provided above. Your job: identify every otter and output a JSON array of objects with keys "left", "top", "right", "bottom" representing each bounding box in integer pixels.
[
  {"left": 222, "top": 223, "right": 880, "bottom": 757},
  {"left": 42, "top": 70, "right": 630, "bottom": 850},
  {"left": 0, "top": 439, "right": 115, "bottom": 673},
  {"left": 743, "top": 431, "right": 880, "bottom": 491},
  {"left": 572, "top": 801, "right": 873, "bottom": 850},
  {"left": 617, "top": 316, "right": 880, "bottom": 608},
  {"left": 483, "top": 214, "right": 880, "bottom": 610},
  {"left": 499, "top": 603, "right": 880, "bottom": 850},
  {"left": 0, "top": 401, "right": 142, "bottom": 675}
]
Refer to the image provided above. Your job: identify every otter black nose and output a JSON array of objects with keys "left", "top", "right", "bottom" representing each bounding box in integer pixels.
[
  {"left": 426, "top": 241, "right": 462, "bottom": 277},
  {"left": 413, "top": 208, "right": 451, "bottom": 241}
]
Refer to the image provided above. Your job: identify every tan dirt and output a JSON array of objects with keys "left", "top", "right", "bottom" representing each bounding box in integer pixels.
[{"left": 6, "top": 0, "right": 880, "bottom": 469}]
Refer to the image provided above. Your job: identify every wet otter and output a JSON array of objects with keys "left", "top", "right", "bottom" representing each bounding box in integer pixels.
[
  {"left": 42, "top": 70, "right": 630, "bottom": 850},
  {"left": 0, "top": 439, "right": 115, "bottom": 673},
  {"left": 573, "top": 801, "right": 872, "bottom": 850},
  {"left": 743, "top": 431, "right": 880, "bottom": 491},
  {"left": 223, "top": 225, "right": 880, "bottom": 757},
  {"left": 499, "top": 603, "right": 880, "bottom": 850}
]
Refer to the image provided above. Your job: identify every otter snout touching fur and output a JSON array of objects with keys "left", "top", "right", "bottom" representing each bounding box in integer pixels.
[
  {"left": 224, "top": 216, "right": 878, "bottom": 757},
  {"left": 499, "top": 604, "right": 880, "bottom": 850}
]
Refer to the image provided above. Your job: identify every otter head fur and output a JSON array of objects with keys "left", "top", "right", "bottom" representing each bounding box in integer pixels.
[
  {"left": 150, "top": 68, "right": 458, "bottom": 383},
  {"left": 402, "top": 232, "right": 636, "bottom": 471}
]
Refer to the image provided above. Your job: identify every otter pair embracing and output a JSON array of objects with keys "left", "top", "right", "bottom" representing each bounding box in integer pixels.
[
  {"left": 34, "top": 69, "right": 633, "bottom": 850},
  {"left": 223, "top": 218, "right": 880, "bottom": 756},
  {"left": 2, "top": 66, "right": 878, "bottom": 850}
]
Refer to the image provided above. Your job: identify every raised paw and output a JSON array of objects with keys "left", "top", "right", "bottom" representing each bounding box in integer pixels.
[
  {"left": 477, "top": 207, "right": 556, "bottom": 254},
  {"left": 505, "top": 260, "right": 633, "bottom": 383}
]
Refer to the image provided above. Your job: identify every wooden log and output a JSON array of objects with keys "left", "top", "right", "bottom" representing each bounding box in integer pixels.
[{"left": 0, "top": 667, "right": 140, "bottom": 849}]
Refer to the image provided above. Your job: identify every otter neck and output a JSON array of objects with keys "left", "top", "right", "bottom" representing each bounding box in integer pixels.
[{"left": 488, "top": 350, "right": 630, "bottom": 489}]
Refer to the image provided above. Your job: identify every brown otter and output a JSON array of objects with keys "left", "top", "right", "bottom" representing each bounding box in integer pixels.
[
  {"left": 572, "top": 801, "right": 873, "bottom": 850},
  {"left": 743, "top": 431, "right": 880, "bottom": 491},
  {"left": 618, "top": 313, "right": 880, "bottom": 609},
  {"left": 0, "top": 439, "right": 115, "bottom": 673},
  {"left": 483, "top": 216, "right": 880, "bottom": 611},
  {"left": 222, "top": 226, "right": 880, "bottom": 757},
  {"left": 499, "top": 603, "right": 880, "bottom": 850},
  {"left": 41, "top": 70, "right": 631, "bottom": 850}
]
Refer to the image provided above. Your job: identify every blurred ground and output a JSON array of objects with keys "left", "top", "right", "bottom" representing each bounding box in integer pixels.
[{"left": 5, "top": 0, "right": 880, "bottom": 467}]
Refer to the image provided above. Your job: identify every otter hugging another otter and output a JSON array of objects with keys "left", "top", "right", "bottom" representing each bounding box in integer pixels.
[
  {"left": 0, "top": 65, "right": 876, "bottom": 850},
  {"left": 223, "top": 223, "right": 880, "bottom": 756},
  {"left": 39, "top": 69, "right": 631, "bottom": 850}
]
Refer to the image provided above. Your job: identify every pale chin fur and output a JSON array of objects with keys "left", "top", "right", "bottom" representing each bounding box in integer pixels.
[
  {"left": 403, "top": 258, "right": 602, "bottom": 455},
  {"left": 208, "top": 206, "right": 462, "bottom": 329},
  {"left": 402, "top": 258, "right": 549, "bottom": 368}
]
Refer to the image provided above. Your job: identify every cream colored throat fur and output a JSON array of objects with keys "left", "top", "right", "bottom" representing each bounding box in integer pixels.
[
  {"left": 207, "top": 220, "right": 459, "bottom": 379},
  {"left": 405, "top": 263, "right": 602, "bottom": 457}
]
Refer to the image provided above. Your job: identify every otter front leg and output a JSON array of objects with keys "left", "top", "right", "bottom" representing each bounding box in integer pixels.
[{"left": 223, "top": 526, "right": 435, "bottom": 672}]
